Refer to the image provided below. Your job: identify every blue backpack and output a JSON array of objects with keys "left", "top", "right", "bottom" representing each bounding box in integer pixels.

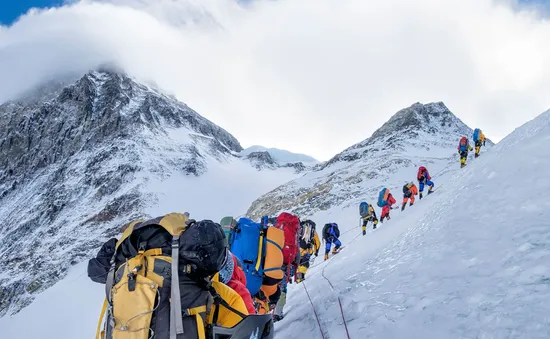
[
  {"left": 459, "top": 137, "right": 469, "bottom": 152},
  {"left": 229, "top": 218, "right": 264, "bottom": 296},
  {"left": 359, "top": 202, "right": 369, "bottom": 217},
  {"left": 473, "top": 128, "right": 481, "bottom": 142},
  {"left": 377, "top": 188, "right": 388, "bottom": 207}
]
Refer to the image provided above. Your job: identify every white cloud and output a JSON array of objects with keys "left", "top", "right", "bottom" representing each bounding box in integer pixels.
[{"left": 1, "top": 0, "right": 550, "bottom": 160}]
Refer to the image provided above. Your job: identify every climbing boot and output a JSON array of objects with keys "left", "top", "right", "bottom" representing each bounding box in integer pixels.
[
  {"left": 401, "top": 203, "right": 406, "bottom": 211},
  {"left": 273, "top": 313, "right": 285, "bottom": 322},
  {"left": 324, "top": 254, "right": 329, "bottom": 261}
]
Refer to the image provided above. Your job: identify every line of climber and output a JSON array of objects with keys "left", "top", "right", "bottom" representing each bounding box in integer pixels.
[
  {"left": 359, "top": 128, "right": 487, "bottom": 232},
  {"left": 86, "top": 129, "right": 487, "bottom": 339}
]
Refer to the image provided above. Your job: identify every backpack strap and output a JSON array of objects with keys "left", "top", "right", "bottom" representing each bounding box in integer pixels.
[
  {"left": 170, "top": 234, "right": 185, "bottom": 338},
  {"left": 95, "top": 298, "right": 108, "bottom": 339},
  {"left": 255, "top": 231, "right": 265, "bottom": 273}
]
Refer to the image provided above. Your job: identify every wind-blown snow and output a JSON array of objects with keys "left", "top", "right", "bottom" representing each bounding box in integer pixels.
[{"left": 274, "top": 109, "right": 550, "bottom": 338}]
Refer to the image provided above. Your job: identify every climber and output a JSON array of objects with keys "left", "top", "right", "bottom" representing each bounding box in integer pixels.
[
  {"left": 321, "top": 222, "right": 342, "bottom": 261},
  {"left": 402, "top": 182, "right": 418, "bottom": 211},
  {"left": 218, "top": 250, "right": 256, "bottom": 315},
  {"left": 473, "top": 128, "right": 486, "bottom": 158},
  {"left": 88, "top": 214, "right": 274, "bottom": 339},
  {"left": 272, "top": 213, "right": 300, "bottom": 322},
  {"left": 417, "top": 166, "right": 434, "bottom": 199},
  {"left": 273, "top": 249, "right": 299, "bottom": 322},
  {"left": 378, "top": 188, "right": 396, "bottom": 222},
  {"left": 359, "top": 201, "right": 379, "bottom": 234},
  {"left": 296, "top": 219, "right": 321, "bottom": 283},
  {"left": 458, "top": 136, "right": 474, "bottom": 168}
]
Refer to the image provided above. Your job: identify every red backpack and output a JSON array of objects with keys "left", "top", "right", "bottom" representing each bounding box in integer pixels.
[
  {"left": 417, "top": 166, "right": 427, "bottom": 180},
  {"left": 274, "top": 212, "right": 300, "bottom": 265}
]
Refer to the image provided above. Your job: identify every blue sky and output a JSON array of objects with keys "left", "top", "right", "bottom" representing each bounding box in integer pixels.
[
  {"left": 0, "top": 0, "right": 64, "bottom": 25},
  {"left": 2, "top": 0, "right": 550, "bottom": 25}
]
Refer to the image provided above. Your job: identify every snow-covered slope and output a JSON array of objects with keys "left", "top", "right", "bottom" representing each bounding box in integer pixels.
[
  {"left": 274, "top": 108, "right": 550, "bottom": 338},
  {"left": 247, "top": 102, "right": 487, "bottom": 219},
  {"left": 0, "top": 69, "right": 298, "bottom": 316},
  {"left": 240, "top": 145, "right": 320, "bottom": 166}
]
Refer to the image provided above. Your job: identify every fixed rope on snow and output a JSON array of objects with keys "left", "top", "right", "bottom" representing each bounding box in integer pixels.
[
  {"left": 302, "top": 282, "right": 327, "bottom": 339},
  {"left": 320, "top": 244, "right": 352, "bottom": 339}
]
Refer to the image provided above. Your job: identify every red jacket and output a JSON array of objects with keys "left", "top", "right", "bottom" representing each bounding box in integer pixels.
[{"left": 228, "top": 255, "right": 256, "bottom": 314}]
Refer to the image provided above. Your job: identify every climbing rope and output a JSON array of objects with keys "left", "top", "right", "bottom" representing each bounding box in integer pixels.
[
  {"left": 320, "top": 243, "right": 353, "bottom": 339},
  {"left": 302, "top": 282, "right": 327, "bottom": 339},
  {"left": 298, "top": 160, "right": 463, "bottom": 338}
]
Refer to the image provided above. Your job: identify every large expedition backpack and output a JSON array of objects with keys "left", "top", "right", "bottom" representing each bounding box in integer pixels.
[
  {"left": 473, "top": 128, "right": 481, "bottom": 142},
  {"left": 274, "top": 212, "right": 301, "bottom": 266},
  {"left": 229, "top": 217, "right": 284, "bottom": 298},
  {"left": 377, "top": 188, "right": 390, "bottom": 207},
  {"left": 417, "top": 166, "right": 427, "bottom": 181},
  {"left": 459, "top": 137, "right": 469, "bottom": 152},
  {"left": 322, "top": 223, "right": 340, "bottom": 240},
  {"left": 359, "top": 202, "right": 369, "bottom": 218},
  {"left": 299, "top": 220, "right": 316, "bottom": 249},
  {"left": 95, "top": 213, "right": 239, "bottom": 339},
  {"left": 220, "top": 216, "right": 238, "bottom": 246}
]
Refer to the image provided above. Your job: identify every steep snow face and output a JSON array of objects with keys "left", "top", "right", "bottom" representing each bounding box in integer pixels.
[
  {"left": 247, "top": 102, "right": 484, "bottom": 219},
  {"left": 274, "top": 109, "right": 550, "bottom": 338},
  {"left": 240, "top": 146, "right": 320, "bottom": 166},
  {"left": 0, "top": 70, "right": 297, "bottom": 316}
]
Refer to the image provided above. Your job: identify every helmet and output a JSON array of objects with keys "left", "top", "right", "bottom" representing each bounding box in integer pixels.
[{"left": 211, "top": 314, "right": 274, "bottom": 339}]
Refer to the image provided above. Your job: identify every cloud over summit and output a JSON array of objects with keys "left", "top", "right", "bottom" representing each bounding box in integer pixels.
[{"left": 1, "top": 0, "right": 550, "bottom": 160}]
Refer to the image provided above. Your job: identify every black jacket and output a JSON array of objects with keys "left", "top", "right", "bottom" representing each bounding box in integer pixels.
[{"left": 87, "top": 238, "right": 117, "bottom": 284}]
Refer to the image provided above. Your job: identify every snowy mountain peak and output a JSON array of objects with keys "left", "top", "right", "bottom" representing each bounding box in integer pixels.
[
  {"left": 247, "top": 102, "right": 482, "bottom": 219},
  {"left": 245, "top": 151, "right": 277, "bottom": 170},
  {"left": 0, "top": 70, "right": 295, "bottom": 317},
  {"left": 322, "top": 102, "right": 477, "bottom": 168},
  {"left": 371, "top": 101, "right": 455, "bottom": 139},
  {"left": 240, "top": 145, "right": 319, "bottom": 166}
]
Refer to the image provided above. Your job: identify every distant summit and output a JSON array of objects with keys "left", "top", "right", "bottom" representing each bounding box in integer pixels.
[
  {"left": 247, "top": 102, "right": 484, "bottom": 219},
  {"left": 240, "top": 145, "right": 319, "bottom": 166}
]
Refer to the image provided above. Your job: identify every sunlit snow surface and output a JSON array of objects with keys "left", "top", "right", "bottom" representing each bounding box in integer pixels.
[
  {"left": 2, "top": 111, "right": 550, "bottom": 338},
  {"left": 275, "top": 110, "right": 550, "bottom": 338}
]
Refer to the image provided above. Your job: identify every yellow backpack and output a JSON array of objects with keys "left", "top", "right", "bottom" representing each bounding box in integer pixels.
[{"left": 96, "top": 213, "right": 223, "bottom": 339}]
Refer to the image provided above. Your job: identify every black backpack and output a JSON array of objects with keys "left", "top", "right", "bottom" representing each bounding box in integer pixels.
[
  {"left": 322, "top": 223, "right": 339, "bottom": 240},
  {"left": 299, "top": 220, "right": 316, "bottom": 249},
  {"left": 94, "top": 214, "right": 239, "bottom": 339}
]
